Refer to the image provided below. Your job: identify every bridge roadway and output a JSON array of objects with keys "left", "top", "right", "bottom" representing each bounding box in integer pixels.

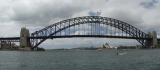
[{"left": 0, "top": 35, "right": 153, "bottom": 40}]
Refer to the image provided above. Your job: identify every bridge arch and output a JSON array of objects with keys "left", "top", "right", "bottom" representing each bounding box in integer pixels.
[{"left": 31, "top": 16, "right": 149, "bottom": 49}]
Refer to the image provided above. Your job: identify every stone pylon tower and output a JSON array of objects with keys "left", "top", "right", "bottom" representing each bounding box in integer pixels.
[
  {"left": 145, "top": 31, "right": 158, "bottom": 48},
  {"left": 20, "top": 27, "right": 31, "bottom": 48},
  {"left": 151, "top": 31, "right": 158, "bottom": 48}
]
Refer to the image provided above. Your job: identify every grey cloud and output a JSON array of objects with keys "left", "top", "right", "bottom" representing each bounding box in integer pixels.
[
  {"left": 88, "top": 10, "right": 102, "bottom": 16},
  {"left": 12, "top": 1, "right": 87, "bottom": 26},
  {"left": 105, "top": 10, "right": 143, "bottom": 28},
  {"left": 140, "top": 0, "right": 159, "bottom": 9}
]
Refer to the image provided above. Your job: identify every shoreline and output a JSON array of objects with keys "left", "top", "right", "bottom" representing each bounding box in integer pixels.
[{"left": 1, "top": 47, "right": 160, "bottom": 51}]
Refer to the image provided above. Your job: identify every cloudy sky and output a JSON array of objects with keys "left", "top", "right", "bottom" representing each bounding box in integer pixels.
[{"left": 0, "top": 0, "right": 159, "bottom": 49}]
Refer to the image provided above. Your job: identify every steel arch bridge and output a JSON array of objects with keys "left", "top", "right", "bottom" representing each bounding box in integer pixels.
[{"left": 31, "top": 16, "right": 150, "bottom": 49}]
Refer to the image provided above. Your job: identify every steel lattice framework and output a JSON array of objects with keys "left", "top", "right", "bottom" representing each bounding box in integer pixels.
[{"left": 31, "top": 16, "right": 150, "bottom": 49}]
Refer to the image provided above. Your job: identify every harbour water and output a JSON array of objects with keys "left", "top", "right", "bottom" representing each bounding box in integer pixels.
[{"left": 0, "top": 49, "right": 160, "bottom": 70}]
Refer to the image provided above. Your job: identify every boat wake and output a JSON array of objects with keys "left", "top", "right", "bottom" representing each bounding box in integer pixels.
[{"left": 118, "top": 52, "right": 127, "bottom": 55}]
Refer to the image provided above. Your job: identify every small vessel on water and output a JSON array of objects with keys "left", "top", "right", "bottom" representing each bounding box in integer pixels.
[{"left": 116, "top": 48, "right": 127, "bottom": 55}]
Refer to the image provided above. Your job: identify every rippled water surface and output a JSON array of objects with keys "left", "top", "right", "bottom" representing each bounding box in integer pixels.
[{"left": 1, "top": 49, "right": 160, "bottom": 70}]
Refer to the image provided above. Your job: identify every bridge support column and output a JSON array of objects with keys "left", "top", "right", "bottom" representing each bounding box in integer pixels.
[
  {"left": 20, "top": 27, "right": 31, "bottom": 50},
  {"left": 145, "top": 31, "right": 158, "bottom": 48}
]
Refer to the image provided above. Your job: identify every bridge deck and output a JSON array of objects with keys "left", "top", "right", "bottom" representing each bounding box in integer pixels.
[
  {"left": 0, "top": 37, "right": 20, "bottom": 40},
  {"left": 30, "top": 35, "right": 151, "bottom": 40},
  {"left": 0, "top": 35, "right": 152, "bottom": 40}
]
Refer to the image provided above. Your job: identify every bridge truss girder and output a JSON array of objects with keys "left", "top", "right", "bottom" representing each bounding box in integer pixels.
[{"left": 31, "top": 16, "right": 150, "bottom": 49}]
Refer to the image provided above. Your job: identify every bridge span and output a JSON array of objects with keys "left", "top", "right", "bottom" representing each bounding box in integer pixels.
[{"left": 0, "top": 16, "right": 159, "bottom": 50}]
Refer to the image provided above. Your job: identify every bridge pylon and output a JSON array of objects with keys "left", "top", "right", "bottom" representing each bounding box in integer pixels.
[
  {"left": 145, "top": 31, "right": 158, "bottom": 48},
  {"left": 20, "top": 27, "right": 31, "bottom": 49}
]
